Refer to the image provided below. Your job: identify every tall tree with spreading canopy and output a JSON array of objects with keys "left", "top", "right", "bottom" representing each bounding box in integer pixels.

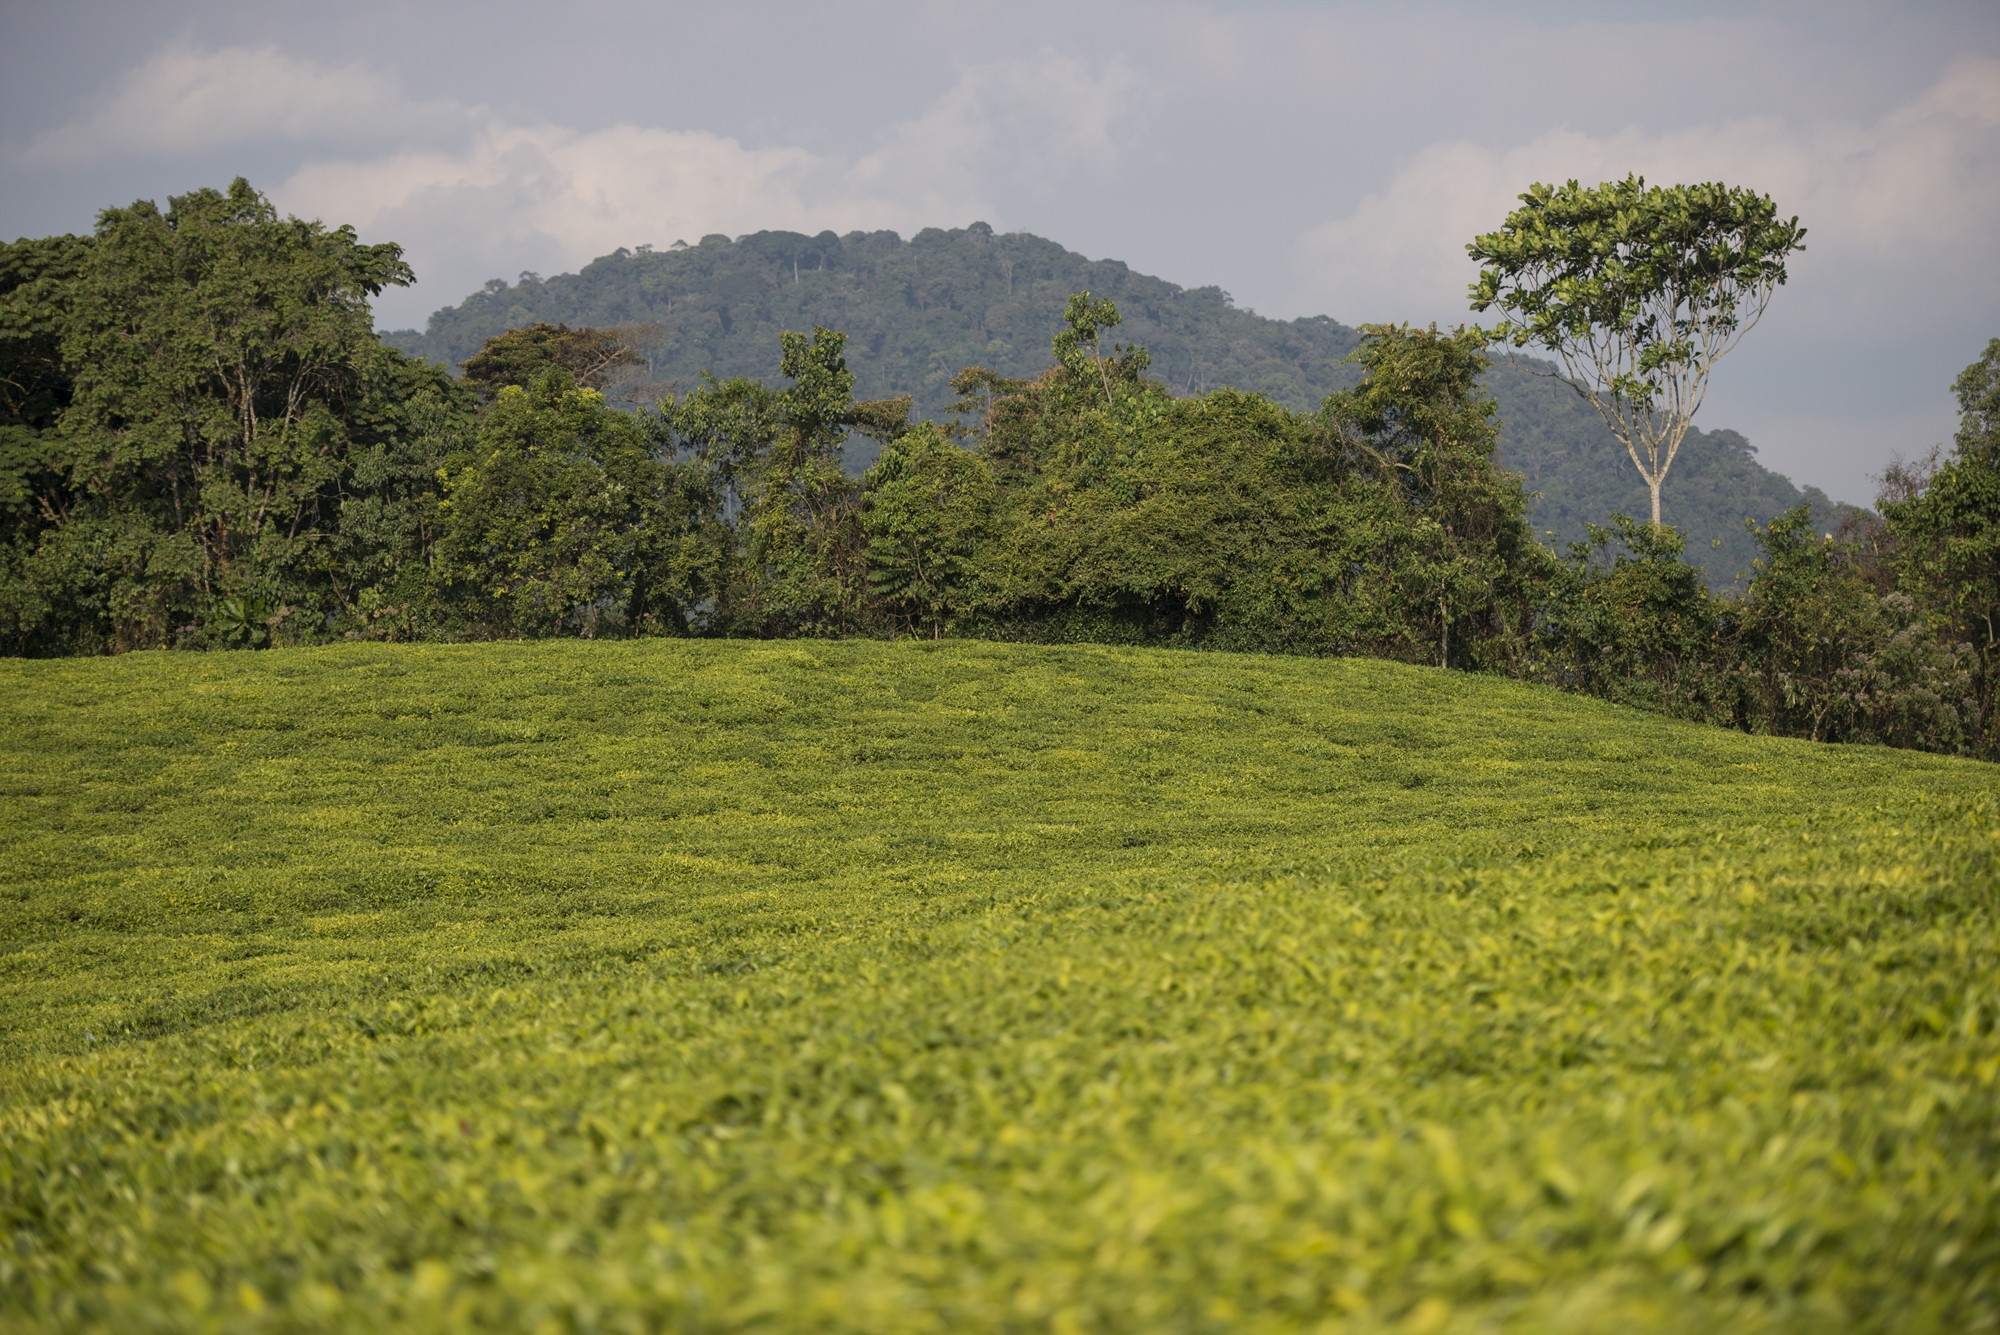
[
  {"left": 0, "top": 178, "right": 438, "bottom": 652},
  {"left": 1467, "top": 176, "right": 1805, "bottom": 527}
]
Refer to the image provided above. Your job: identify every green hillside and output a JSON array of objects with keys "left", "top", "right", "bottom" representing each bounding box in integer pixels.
[
  {"left": 385, "top": 226, "right": 1842, "bottom": 586},
  {"left": 3, "top": 640, "right": 1994, "bottom": 1331}
]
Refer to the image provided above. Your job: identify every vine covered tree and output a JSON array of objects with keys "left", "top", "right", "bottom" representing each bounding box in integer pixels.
[{"left": 1467, "top": 176, "right": 1806, "bottom": 527}]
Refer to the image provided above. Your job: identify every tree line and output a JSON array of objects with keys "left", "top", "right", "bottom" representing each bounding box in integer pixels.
[
  {"left": 386, "top": 217, "right": 1843, "bottom": 590},
  {"left": 2, "top": 180, "right": 1994, "bottom": 758}
]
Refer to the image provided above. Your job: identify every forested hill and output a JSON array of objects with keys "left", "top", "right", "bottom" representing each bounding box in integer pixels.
[{"left": 384, "top": 223, "right": 1840, "bottom": 586}]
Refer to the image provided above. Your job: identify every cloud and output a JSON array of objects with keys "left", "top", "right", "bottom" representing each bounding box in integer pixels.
[
  {"left": 1294, "top": 56, "right": 2000, "bottom": 329},
  {"left": 277, "top": 124, "right": 843, "bottom": 278},
  {"left": 852, "top": 51, "right": 1152, "bottom": 214},
  {"left": 22, "top": 41, "right": 468, "bottom": 165},
  {"left": 270, "top": 49, "right": 1151, "bottom": 325},
  {"left": 24, "top": 35, "right": 1153, "bottom": 327}
]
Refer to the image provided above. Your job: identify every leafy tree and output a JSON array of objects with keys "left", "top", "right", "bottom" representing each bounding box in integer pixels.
[
  {"left": 973, "top": 297, "right": 1291, "bottom": 642},
  {"left": 1051, "top": 291, "right": 1149, "bottom": 409},
  {"left": 1730, "top": 508, "right": 1886, "bottom": 742},
  {"left": 943, "top": 366, "right": 1027, "bottom": 447},
  {"left": 321, "top": 353, "right": 479, "bottom": 641},
  {"left": 731, "top": 327, "right": 909, "bottom": 635},
  {"left": 0, "top": 237, "right": 83, "bottom": 425},
  {"left": 1825, "top": 597, "right": 1979, "bottom": 754},
  {"left": 0, "top": 236, "right": 93, "bottom": 654},
  {"left": 459, "top": 323, "right": 645, "bottom": 400},
  {"left": 1537, "top": 517, "right": 1721, "bottom": 717},
  {"left": 648, "top": 333, "right": 915, "bottom": 638},
  {"left": 1468, "top": 176, "right": 1806, "bottom": 527},
  {"left": 984, "top": 386, "right": 1277, "bottom": 641},
  {"left": 1319, "top": 325, "right": 1543, "bottom": 668},
  {"left": 753, "top": 325, "right": 867, "bottom": 633},
  {"left": 964, "top": 301, "right": 1545, "bottom": 660},
  {"left": 0, "top": 180, "right": 423, "bottom": 652},
  {"left": 1882, "top": 337, "right": 2000, "bottom": 753},
  {"left": 436, "top": 369, "right": 716, "bottom": 637},
  {"left": 1730, "top": 507, "right": 1975, "bottom": 748},
  {"left": 1171, "top": 388, "right": 1368, "bottom": 656},
  {"left": 862, "top": 423, "right": 995, "bottom": 636}
]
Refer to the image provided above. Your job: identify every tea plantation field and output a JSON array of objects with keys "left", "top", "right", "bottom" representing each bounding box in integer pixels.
[{"left": 1, "top": 640, "right": 1995, "bottom": 1332}]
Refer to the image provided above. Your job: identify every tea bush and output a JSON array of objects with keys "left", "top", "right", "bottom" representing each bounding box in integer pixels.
[{"left": 1, "top": 640, "right": 1995, "bottom": 1331}]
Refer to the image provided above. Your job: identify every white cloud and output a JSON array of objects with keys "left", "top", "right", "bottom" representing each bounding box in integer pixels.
[
  {"left": 861, "top": 52, "right": 1147, "bottom": 180},
  {"left": 25, "top": 36, "right": 1152, "bottom": 328},
  {"left": 277, "top": 124, "right": 843, "bottom": 277},
  {"left": 269, "top": 49, "right": 1151, "bottom": 325},
  {"left": 22, "top": 42, "right": 468, "bottom": 165}
]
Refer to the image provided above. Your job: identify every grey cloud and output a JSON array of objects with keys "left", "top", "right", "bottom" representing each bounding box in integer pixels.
[{"left": 20, "top": 41, "right": 475, "bottom": 167}]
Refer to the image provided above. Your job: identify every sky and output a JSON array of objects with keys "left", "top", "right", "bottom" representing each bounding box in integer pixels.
[{"left": 4, "top": 1, "right": 1996, "bottom": 504}]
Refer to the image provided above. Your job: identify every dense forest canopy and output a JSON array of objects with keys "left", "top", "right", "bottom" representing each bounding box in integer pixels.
[
  {"left": 385, "top": 224, "right": 1841, "bottom": 588},
  {"left": 4, "top": 181, "right": 1994, "bottom": 760}
]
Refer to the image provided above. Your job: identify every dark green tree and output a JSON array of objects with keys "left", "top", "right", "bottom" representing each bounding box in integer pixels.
[
  {"left": 1730, "top": 507, "right": 1974, "bottom": 748},
  {"left": 321, "top": 353, "right": 479, "bottom": 641},
  {"left": 863, "top": 422, "right": 995, "bottom": 637},
  {"left": 1883, "top": 338, "right": 2000, "bottom": 754},
  {"left": 0, "top": 234, "right": 88, "bottom": 515},
  {"left": 1731, "top": 508, "right": 1887, "bottom": 742},
  {"left": 732, "top": 327, "right": 908, "bottom": 635},
  {"left": 437, "top": 369, "right": 717, "bottom": 638},
  {"left": 1319, "top": 324, "right": 1543, "bottom": 668},
  {"left": 653, "top": 372, "right": 782, "bottom": 514},
  {"left": 460, "top": 323, "right": 645, "bottom": 400},
  {"left": 0, "top": 236, "right": 93, "bottom": 651},
  {"left": 979, "top": 302, "right": 1286, "bottom": 642},
  {"left": 1538, "top": 518, "right": 1721, "bottom": 717},
  {"left": 0, "top": 180, "right": 434, "bottom": 653}
]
